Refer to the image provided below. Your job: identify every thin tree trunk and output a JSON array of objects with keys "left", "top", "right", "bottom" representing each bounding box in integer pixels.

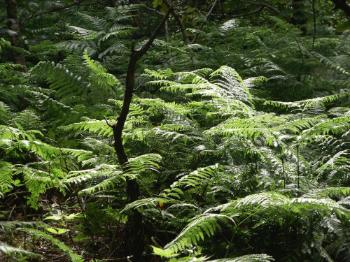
[
  {"left": 5, "top": 0, "right": 26, "bottom": 65},
  {"left": 112, "top": 10, "right": 170, "bottom": 261},
  {"left": 291, "top": 0, "right": 307, "bottom": 34}
]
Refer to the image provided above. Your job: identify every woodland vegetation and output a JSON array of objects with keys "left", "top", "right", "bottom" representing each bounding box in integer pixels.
[{"left": 0, "top": 0, "right": 350, "bottom": 261}]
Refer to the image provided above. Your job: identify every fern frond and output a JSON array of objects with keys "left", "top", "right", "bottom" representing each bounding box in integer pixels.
[
  {"left": 78, "top": 174, "right": 125, "bottom": 196},
  {"left": 61, "top": 119, "right": 113, "bottom": 137},
  {"left": 31, "top": 61, "right": 89, "bottom": 99},
  {"left": 207, "top": 254, "right": 274, "bottom": 262},
  {"left": 83, "top": 52, "right": 120, "bottom": 93},
  {"left": 124, "top": 153, "right": 162, "bottom": 174},
  {"left": 0, "top": 242, "right": 40, "bottom": 260},
  {"left": 210, "top": 66, "right": 251, "bottom": 102},
  {"left": 0, "top": 161, "right": 14, "bottom": 197},
  {"left": 310, "top": 51, "right": 350, "bottom": 76},
  {"left": 304, "top": 187, "right": 350, "bottom": 200},
  {"left": 301, "top": 116, "right": 350, "bottom": 138},
  {"left": 20, "top": 228, "right": 83, "bottom": 262},
  {"left": 159, "top": 214, "right": 235, "bottom": 257}
]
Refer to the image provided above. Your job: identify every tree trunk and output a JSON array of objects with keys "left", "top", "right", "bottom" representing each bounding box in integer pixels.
[
  {"left": 5, "top": 0, "right": 26, "bottom": 65},
  {"left": 112, "top": 11, "right": 170, "bottom": 261},
  {"left": 291, "top": 0, "right": 307, "bottom": 34}
]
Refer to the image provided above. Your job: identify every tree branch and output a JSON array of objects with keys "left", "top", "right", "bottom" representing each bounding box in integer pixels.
[
  {"left": 163, "top": 0, "right": 189, "bottom": 44},
  {"left": 111, "top": 10, "right": 170, "bottom": 260},
  {"left": 113, "top": 10, "right": 170, "bottom": 166}
]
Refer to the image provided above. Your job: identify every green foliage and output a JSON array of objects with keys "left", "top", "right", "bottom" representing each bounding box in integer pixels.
[
  {"left": 20, "top": 228, "right": 83, "bottom": 262},
  {"left": 1, "top": 1, "right": 350, "bottom": 261}
]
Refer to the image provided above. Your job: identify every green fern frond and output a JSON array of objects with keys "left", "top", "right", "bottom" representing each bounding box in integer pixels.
[
  {"left": 0, "top": 101, "right": 11, "bottom": 124},
  {"left": 0, "top": 161, "right": 14, "bottom": 197},
  {"left": 210, "top": 66, "right": 251, "bottom": 102},
  {"left": 171, "top": 164, "right": 220, "bottom": 190},
  {"left": 78, "top": 175, "right": 125, "bottom": 196},
  {"left": 304, "top": 187, "right": 350, "bottom": 200},
  {"left": 310, "top": 51, "right": 350, "bottom": 76},
  {"left": 158, "top": 214, "right": 235, "bottom": 257},
  {"left": 20, "top": 228, "right": 83, "bottom": 262},
  {"left": 0, "top": 38, "right": 10, "bottom": 54},
  {"left": 61, "top": 119, "right": 113, "bottom": 137},
  {"left": 31, "top": 61, "right": 88, "bottom": 99},
  {"left": 122, "top": 197, "right": 174, "bottom": 213},
  {"left": 124, "top": 153, "right": 162, "bottom": 174},
  {"left": 65, "top": 164, "right": 121, "bottom": 187},
  {"left": 83, "top": 52, "right": 120, "bottom": 93},
  {"left": 207, "top": 254, "right": 274, "bottom": 262},
  {"left": 0, "top": 242, "right": 40, "bottom": 260},
  {"left": 301, "top": 116, "right": 350, "bottom": 138}
]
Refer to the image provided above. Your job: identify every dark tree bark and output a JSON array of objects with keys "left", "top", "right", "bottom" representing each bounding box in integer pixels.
[
  {"left": 5, "top": 0, "right": 26, "bottom": 65},
  {"left": 112, "top": 10, "right": 170, "bottom": 261},
  {"left": 291, "top": 0, "right": 307, "bottom": 33},
  {"left": 332, "top": 0, "right": 350, "bottom": 17}
]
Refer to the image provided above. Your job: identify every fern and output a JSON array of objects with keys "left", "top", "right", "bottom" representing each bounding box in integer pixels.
[
  {"left": 207, "top": 254, "right": 274, "bottom": 262},
  {"left": 0, "top": 161, "right": 14, "bottom": 198},
  {"left": 31, "top": 61, "right": 88, "bottom": 99},
  {"left": 20, "top": 228, "right": 83, "bottom": 262},
  {"left": 0, "top": 242, "right": 40, "bottom": 260},
  {"left": 155, "top": 214, "right": 235, "bottom": 257},
  {"left": 159, "top": 192, "right": 350, "bottom": 257}
]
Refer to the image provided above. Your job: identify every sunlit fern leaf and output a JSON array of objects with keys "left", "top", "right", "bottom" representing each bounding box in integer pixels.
[
  {"left": 0, "top": 242, "right": 40, "bottom": 260},
  {"left": 301, "top": 116, "right": 350, "bottom": 138},
  {"left": 310, "top": 51, "right": 350, "bottom": 76},
  {"left": 98, "top": 43, "right": 129, "bottom": 59},
  {"left": 315, "top": 150, "right": 350, "bottom": 176},
  {"left": 78, "top": 175, "right": 125, "bottom": 196},
  {"left": 304, "top": 187, "right": 350, "bottom": 200},
  {"left": 20, "top": 228, "right": 83, "bottom": 262},
  {"left": 124, "top": 153, "right": 162, "bottom": 174},
  {"left": 0, "top": 161, "right": 14, "bottom": 197},
  {"left": 83, "top": 52, "right": 120, "bottom": 93},
  {"left": 65, "top": 164, "right": 120, "bottom": 187},
  {"left": 302, "top": 92, "right": 350, "bottom": 112},
  {"left": 98, "top": 25, "right": 135, "bottom": 43},
  {"left": 0, "top": 38, "right": 10, "bottom": 54},
  {"left": 0, "top": 125, "right": 61, "bottom": 160},
  {"left": 152, "top": 125, "right": 201, "bottom": 143},
  {"left": 25, "top": 88, "right": 72, "bottom": 112},
  {"left": 221, "top": 192, "right": 290, "bottom": 212},
  {"left": 31, "top": 61, "right": 89, "bottom": 99},
  {"left": 122, "top": 197, "right": 174, "bottom": 213},
  {"left": 207, "top": 254, "right": 274, "bottom": 262},
  {"left": 155, "top": 214, "right": 235, "bottom": 257},
  {"left": 58, "top": 40, "right": 97, "bottom": 55},
  {"left": 244, "top": 76, "right": 268, "bottom": 89},
  {"left": 204, "top": 115, "right": 283, "bottom": 147},
  {"left": 61, "top": 119, "right": 113, "bottom": 137},
  {"left": 74, "top": 12, "right": 107, "bottom": 31},
  {"left": 176, "top": 71, "right": 210, "bottom": 84},
  {"left": 279, "top": 116, "right": 322, "bottom": 134},
  {"left": 12, "top": 109, "right": 44, "bottom": 131},
  {"left": 254, "top": 92, "right": 350, "bottom": 114},
  {"left": 67, "top": 26, "right": 98, "bottom": 39},
  {"left": 253, "top": 98, "right": 301, "bottom": 113},
  {"left": 170, "top": 164, "right": 220, "bottom": 190},
  {"left": 210, "top": 66, "right": 251, "bottom": 102},
  {"left": 15, "top": 166, "right": 61, "bottom": 209},
  {"left": 0, "top": 101, "right": 11, "bottom": 124}
]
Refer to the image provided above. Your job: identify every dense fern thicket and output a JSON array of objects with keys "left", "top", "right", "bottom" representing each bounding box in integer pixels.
[{"left": 0, "top": 0, "right": 350, "bottom": 261}]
